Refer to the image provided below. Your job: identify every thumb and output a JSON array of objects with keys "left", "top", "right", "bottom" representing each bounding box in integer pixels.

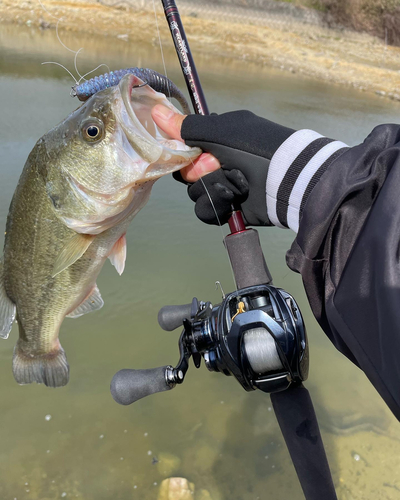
[{"left": 151, "top": 104, "right": 186, "bottom": 140}]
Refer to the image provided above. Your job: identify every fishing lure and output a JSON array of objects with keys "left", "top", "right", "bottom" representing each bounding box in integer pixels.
[{"left": 71, "top": 67, "right": 191, "bottom": 114}]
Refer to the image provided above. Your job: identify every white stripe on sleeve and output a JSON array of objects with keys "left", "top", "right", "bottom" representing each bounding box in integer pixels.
[
  {"left": 266, "top": 129, "right": 348, "bottom": 231},
  {"left": 266, "top": 130, "right": 323, "bottom": 228},
  {"left": 287, "top": 140, "right": 348, "bottom": 232}
]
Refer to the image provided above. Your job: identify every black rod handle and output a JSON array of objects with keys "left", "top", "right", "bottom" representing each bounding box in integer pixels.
[
  {"left": 110, "top": 366, "right": 173, "bottom": 405},
  {"left": 271, "top": 384, "right": 338, "bottom": 500}
]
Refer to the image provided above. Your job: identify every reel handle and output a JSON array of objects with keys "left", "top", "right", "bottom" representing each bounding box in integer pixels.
[
  {"left": 158, "top": 303, "right": 192, "bottom": 331},
  {"left": 110, "top": 366, "right": 173, "bottom": 405}
]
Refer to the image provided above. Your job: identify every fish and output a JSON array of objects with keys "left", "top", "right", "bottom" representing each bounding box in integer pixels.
[{"left": 0, "top": 73, "right": 201, "bottom": 388}]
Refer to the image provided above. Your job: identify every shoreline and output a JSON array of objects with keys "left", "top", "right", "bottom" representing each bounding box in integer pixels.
[{"left": 0, "top": 0, "right": 400, "bottom": 102}]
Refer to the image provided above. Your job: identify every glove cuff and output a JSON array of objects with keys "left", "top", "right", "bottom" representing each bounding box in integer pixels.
[{"left": 267, "top": 129, "right": 349, "bottom": 232}]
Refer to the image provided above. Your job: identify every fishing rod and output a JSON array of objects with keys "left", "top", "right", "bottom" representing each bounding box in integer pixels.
[
  {"left": 160, "top": 0, "right": 209, "bottom": 115},
  {"left": 159, "top": 0, "right": 247, "bottom": 233},
  {"left": 111, "top": 2, "right": 337, "bottom": 499}
]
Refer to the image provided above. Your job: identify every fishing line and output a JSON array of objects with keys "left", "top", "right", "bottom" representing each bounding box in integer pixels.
[
  {"left": 199, "top": 177, "right": 223, "bottom": 228},
  {"left": 73, "top": 47, "right": 85, "bottom": 82},
  {"left": 54, "top": 19, "right": 85, "bottom": 82},
  {"left": 41, "top": 61, "right": 79, "bottom": 84},
  {"left": 38, "top": 0, "right": 110, "bottom": 86},
  {"left": 200, "top": 176, "right": 239, "bottom": 292},
  {"left": 38, "top": 0, "right": 83, "bottom": 76},
  {"left": 152, "top": 0, "right": 171, "bottom": 101},
  {"left": 186, "top": 157, "right": 238, "bottom": 293}
]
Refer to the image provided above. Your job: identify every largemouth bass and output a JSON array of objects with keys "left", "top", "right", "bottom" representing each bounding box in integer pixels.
[{"left": 0, "top": 74, "right": 200, "bottom": 388}]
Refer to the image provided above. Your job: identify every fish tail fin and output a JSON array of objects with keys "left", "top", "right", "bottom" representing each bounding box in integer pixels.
[{"left": 12, "top": 340, "right": 69, "bottom": 388}]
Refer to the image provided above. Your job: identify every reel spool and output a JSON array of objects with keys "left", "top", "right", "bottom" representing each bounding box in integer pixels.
[{"left": 244, "top": 327, "right": 284, "bottom": 373}]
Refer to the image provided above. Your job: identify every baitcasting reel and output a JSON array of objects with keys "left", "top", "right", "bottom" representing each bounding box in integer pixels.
[{"left": 110, "top": 283, "right": 309, "bottom": 405}]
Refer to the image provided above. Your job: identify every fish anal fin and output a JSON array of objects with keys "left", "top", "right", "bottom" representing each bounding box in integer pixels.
[
  {"left": 0, "top": 260, "right": 16, "bottom": 339},
  {"left": 52, "top": 234, "right": 95, "bottom": 278},
  {"left": 66, "top": 284, "right": 104, "bottom": 319},
  {"left": 108, "top": 234, "right": 127, "bottom": 275}
]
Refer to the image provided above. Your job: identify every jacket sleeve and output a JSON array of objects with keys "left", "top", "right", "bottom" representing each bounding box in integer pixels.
[{"left": 269, "top": 124, "right": 400, "bottom": 420}]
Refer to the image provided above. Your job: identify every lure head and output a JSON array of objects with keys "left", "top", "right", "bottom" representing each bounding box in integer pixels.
[{"left": 43, "top": 74, "right": 200, "bottom": 234}]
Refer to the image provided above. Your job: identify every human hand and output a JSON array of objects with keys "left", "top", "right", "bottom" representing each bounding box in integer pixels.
[
  {"left": 151, "top": 105, "right": 220, "bottom": 183},
  {"left": 152, "top": 106, "right": 295, "bottom": 226}
]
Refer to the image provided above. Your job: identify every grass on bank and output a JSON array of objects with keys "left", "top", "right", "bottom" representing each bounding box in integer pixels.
[{"left": 283, "top": 0, "right": 400, "bottom": 46}]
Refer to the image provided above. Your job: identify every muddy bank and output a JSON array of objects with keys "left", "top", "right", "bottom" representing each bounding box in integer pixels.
[{"left": 0, "top": 0, "right": 399, "bottom": 101}]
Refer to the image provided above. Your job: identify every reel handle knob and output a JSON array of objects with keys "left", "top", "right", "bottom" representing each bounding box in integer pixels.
[
  {"left": 110, "top": 366, "right": 173, "bottom": 405},
  {"left": 158, "top": 304, "right": 192, "bottom": 331}
]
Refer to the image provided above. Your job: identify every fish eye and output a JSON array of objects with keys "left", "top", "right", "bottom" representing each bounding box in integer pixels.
[
  {"left": 87, "top": 126, "right": 99, "bottom": 137},
  {"left": 81, "top": 120, "right": 104, "bottom": 143}
]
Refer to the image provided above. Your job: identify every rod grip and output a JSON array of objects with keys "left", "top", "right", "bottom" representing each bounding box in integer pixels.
[
  {"left": 110, "top": 366, "right": 172, "bottom": 405},
  {"left": 158, "top": 304, "right": 192, "bottom": 331},
  {"left": 224, "top": 228, "right": 272, "bottom": 288}
]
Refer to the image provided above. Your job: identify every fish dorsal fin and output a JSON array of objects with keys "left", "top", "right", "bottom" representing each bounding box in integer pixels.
[
  {"left": 66, "top": 284, "right": 104, "bottom": 319},
  {"left": 108, "top": 234, "right": 127, "bottom": 275},
  {"left": 0, "top": 260, "right": 16, "bottom": 339},
  {"left": 53, "top": 234, "right": 95, "bottom": 278}
]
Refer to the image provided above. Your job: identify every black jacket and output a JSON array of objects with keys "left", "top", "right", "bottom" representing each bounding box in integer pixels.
[{"left": 286, "top": 124, "right": 400, "bottom": 420}]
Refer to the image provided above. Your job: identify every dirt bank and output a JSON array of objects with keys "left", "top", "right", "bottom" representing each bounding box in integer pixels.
[{"left": 0, "top": 0, "right": 399, "bottom": 101}]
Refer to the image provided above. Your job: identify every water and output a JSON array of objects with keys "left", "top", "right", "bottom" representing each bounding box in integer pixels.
[{"left": 1, "top": 22, "right": 400, "bottom": 500}]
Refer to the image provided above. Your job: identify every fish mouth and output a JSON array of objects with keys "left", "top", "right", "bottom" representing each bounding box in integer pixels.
[
  {"left": 119, "top": 74, "right": 163, "bottom": 165},
  {"left": 118, "top": 73, "right": 201, "bottom": 180}
]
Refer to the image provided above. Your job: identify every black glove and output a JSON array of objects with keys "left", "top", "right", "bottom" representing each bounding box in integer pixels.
[
  {"left": 179, "top": 111, "right": 295, "bottom": 226},
  {"left": 187, "top": 168, "right": 249, "bottom": 225}
]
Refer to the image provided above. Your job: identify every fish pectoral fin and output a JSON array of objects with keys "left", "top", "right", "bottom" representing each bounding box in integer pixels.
[
  {"left": 66, "top": 284, "right": 104, "bottom": 318},
  {"left": 52, "top": 234, "right": 95, "bottom": 278},
  {"left": 0, "top": 260, "right": 16, "bottom": 339},
  {"left": 108, "top": 234, "right": 127, "bottom": 275}
]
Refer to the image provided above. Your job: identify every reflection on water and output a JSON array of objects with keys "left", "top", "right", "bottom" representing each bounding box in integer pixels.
[{"left": 1, "top": 22, "right": 400, "bottom": 500}]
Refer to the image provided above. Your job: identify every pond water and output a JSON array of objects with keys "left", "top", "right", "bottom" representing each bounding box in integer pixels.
[{"left": 1, "top": 21, "right": 400, "bottom": 500}]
